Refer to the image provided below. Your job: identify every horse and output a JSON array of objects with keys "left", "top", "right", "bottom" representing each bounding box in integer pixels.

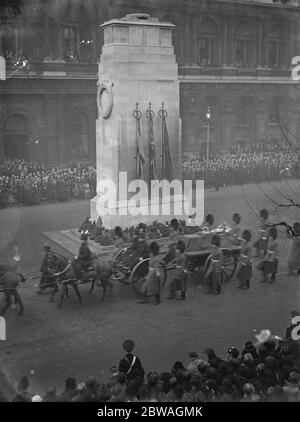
[
  {"left": 49, "top": 257, "right": 113, "bottom": 308},
  {"left": 0, "top": 265, "right": 26, "bottom": 316}
]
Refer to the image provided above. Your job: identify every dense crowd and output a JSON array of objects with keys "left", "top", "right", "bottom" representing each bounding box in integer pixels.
[
  {"left": 2, "top": 329, "right": 300, "bottom": 402},
  {"left": 183, "top": 145, "right": 300, "bottom": 188},
  {"left": 1, "top": 143, "right": 300, "bottom": 208},
  {"left": 0, "top": 160, "right": 96, "bottom": 207}
]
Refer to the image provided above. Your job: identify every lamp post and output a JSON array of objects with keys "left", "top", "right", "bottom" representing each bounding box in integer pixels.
[{"left": 205, "top": 106, "right": 211, "bottom": 166}]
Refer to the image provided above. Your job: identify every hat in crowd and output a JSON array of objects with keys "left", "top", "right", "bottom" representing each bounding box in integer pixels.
[
  {"left": 173, "top": 361, "right": 184, "bottom": 370},
  {"left": 188, "top": 352, "right": 199, "bottom": 359},
  {"left": 122, "top": 339, "right": 135, "bottom": 353},
  {"left": 228, "top": 347, "right": 239, "bottom": 359},
  {"left": 288, "top": 372, "right": 299, "bottom": 384},
  {"left": 291, "top": 310, "right": 300, "bottom": 318},
  {"left": 32, "top": 395, "right": 42, "bottom": 402},
  {"left": 203, "top": 348, "right": 215, "bottom": 357}
]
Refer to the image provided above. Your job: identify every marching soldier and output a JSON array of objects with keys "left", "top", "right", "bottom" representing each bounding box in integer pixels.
[{"left": 236, "top": 230, "right": 252, "bottom": 289}]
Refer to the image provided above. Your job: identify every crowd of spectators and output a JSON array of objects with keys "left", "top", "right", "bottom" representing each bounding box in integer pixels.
[
  {"left": 1, "top": 49, "right": 31, "bottom": 73},
  {"left": 1, "top": 142, "right": 299, "bottom": 207},
  {"left": 2, "top": 329, "right": 300, "bottom": 402},
  {"left": 0, "top": 159, "right": 96, "bottom": 207},
  {"left": 183, "top": 143, "right": 300, "bottom": 188}
]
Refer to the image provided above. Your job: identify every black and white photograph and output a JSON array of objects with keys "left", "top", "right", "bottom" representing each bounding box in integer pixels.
[{"left": 1, "top": 0, "right": 300, "bottom": 408}]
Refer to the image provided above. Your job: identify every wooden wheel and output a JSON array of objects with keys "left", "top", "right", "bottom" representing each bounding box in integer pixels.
[
  {"left": 111, "top": 247, "right": 130, "bottom": 283},
  {"left": 203, "top": 249, "right": 237, "bottom": 282},
  {"left": 221, "top": 249, "right": 238, "bottom": 282},
  {"left": 130, "top": 258, "right": 150, "bottom": 296},
  {"left": 111, "top": 247, "right": 128, "bottom": 264}
]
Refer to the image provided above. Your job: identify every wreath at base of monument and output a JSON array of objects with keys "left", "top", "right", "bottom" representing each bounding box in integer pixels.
[{"left": 97, "top": 80, "right": 113, "bottom": 119}]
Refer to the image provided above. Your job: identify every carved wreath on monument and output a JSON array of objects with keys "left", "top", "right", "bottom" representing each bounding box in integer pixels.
[{"left": 97, "top": 80, "right": 113, "bottom": 119}]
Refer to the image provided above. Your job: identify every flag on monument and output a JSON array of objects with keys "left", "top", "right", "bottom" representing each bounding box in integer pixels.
[
  {"left": 162, "top": 118, "right": 173, "bottom": 181},
  {"left": 136, "top": 118, "right": 145, "bottom": 179},
  {"left": 149, "top": 114, "right": 158, "bottom": 180}
]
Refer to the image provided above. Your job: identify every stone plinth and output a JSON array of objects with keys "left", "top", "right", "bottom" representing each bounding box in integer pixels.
[{"left": 90, "top": 14, "right": 182, "bottom": 227}]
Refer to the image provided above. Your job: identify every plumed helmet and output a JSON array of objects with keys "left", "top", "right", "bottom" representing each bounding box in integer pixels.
[
  {"left": 205, "top": 214, "right": 214, "bottom": 226},
  {"left": 293, "top": 222, "right": 300, "bottom": 235},
  {"left": 259, "top": 208, "right": 269, "bottom": 220},
  {"left": 232, "top": 213, "right": 241, "bottom": 225},
  {"left": 170, "top": 218, "right": 179, "bottom": 230},
  {"left": 242, "top": 229, "right": 251, "bottom": 242}
]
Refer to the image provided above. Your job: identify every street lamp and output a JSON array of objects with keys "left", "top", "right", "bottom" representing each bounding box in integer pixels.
[{"left": 205, "top": 106, "right": 211, "bottom": 165}]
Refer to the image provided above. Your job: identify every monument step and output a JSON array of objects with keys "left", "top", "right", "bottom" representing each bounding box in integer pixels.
[{"left": 43, "top": 229, "right": 170, "bottom": 260}]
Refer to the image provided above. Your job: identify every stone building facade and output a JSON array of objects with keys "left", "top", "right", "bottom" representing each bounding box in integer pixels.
[{"left": 1, "top": 0, "right": 300, "bottom": 163}]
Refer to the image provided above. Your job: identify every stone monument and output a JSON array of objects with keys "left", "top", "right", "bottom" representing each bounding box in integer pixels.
[{"left": 90, "top": 14, "right": 184, "bottom": 227}]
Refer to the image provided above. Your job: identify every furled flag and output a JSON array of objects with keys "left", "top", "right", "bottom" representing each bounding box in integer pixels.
[
  {"left": 136, "top": 117, "right": 146, "bottom": 179},
  {"left": 162, "top": 117, "right": 173, "bottom": 181},
  {"left": 149, "top": 113, "right": 158, "bottom": 181}
]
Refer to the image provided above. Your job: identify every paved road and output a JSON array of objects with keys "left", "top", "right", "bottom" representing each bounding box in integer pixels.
[{"left": 0, "top": 181, "right": 300, "bottom": 396}]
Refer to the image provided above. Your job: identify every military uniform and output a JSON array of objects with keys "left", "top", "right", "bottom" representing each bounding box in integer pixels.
[
  {"left": 168, "top": 251, "right": 187, "bottom": 299},
  {"left": 118, "top": 340, "right": 144, "bottom": 384},
  {"left": 141, "top": 255, "right": 161, "bottom": 297},
  {"left": 236, "top": 241, "right": 252, "bottom": 289},
  {"left": 257, "top": 237, "right": 278, "bottom": 282},
  {"left": 207, "top": 248, "right": 223, "bottom": 294},
  {"left": 39, "top": 250, "right": 66, "bottom": 292},
  {"left": 254, "top": 220, "right": 269, "bottom": 256}
]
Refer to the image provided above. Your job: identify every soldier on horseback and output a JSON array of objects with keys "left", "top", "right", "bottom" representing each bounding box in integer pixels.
[
  {"left": 75, "top": 233, "right": 97, "bottom": 281},
  {"left": 0, "top": 253, "right": 26, "bottom": 316},
  {"left": 37, "top": 246, "right": 66, "bottom": 294}
]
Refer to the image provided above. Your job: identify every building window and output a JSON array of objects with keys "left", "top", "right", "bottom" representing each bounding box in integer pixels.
[
  {"left": 198, "top": 38, "right": 210, "bottom": 66},
  {"left": 267, "top": 21, "right": 289, "bottom": 68},
  {"left": 235, "top": 39, "right": 254, "bottom": 67},
  {"left": 1, "top": 26, "right": 18, "bottom": 60},
  {"left": 196, "top": 18, "right": 220, "bottom": 66},
  {"left": 268, "top": 41, "right": 286, "bottom": 67},
  {"left": 64, "top": 26, "right": 78, "bottom": 61},
  {"left": 234, "top": 21, "right": 256, "bottom": 68}
]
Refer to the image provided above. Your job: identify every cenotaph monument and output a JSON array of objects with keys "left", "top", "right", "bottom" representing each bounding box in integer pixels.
[{"left": 90, "top": 14, "right": 185, "bottom": 227}]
